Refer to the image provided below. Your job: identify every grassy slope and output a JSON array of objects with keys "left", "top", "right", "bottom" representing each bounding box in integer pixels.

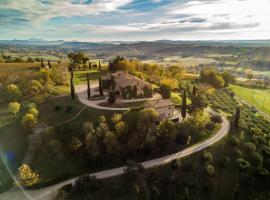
[{"left": 230, "top": 84, "right": 270, "bottom": 115}]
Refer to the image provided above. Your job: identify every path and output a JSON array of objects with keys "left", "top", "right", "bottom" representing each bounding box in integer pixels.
[
  {"left": 75, "top": 84, "right": 161, "bottom": 111},
  {"left": 0, "top": 110, "right": 230, "bottom": 200}
]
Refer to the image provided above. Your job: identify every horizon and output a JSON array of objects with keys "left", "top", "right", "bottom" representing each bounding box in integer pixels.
[{"left": 1, "top": 0, "right": 270, "bottom": 41}]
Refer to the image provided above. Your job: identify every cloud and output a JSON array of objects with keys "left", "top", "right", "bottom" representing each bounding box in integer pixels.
[{"left": 0, "top": 0, "right": 269, "bottom": 41}]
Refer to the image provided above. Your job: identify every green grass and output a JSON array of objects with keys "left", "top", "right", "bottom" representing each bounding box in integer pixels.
[
  {"left": 31, "top": 106, "right": 122, "bottom": 183},
  {"left": 0, "top": 121, "right": 29, "bottom": 193},
  {"left": 37, "top": 96, "right": 85, "bottom": 126},
  {"left": 170, "top": 92, "right": 191, "bottom": 105},
  {"left": 73, "top": 69, "right": 108, "bottom": 85},
  {"left": 230, "top": 84, "right": 270, "bottom": 115}
]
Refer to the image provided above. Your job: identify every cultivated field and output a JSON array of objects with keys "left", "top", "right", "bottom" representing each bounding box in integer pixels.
[{"left": 230, "top": 84, "right": 270, "bottom": 115}]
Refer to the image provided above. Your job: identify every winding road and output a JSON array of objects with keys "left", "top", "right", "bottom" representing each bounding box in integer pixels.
[{"left": 0, "top": 110, "right": 230, "bottom": 200}]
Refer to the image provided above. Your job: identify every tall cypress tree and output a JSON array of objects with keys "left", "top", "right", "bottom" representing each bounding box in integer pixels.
[
  {"left": 48, "top": 60, "right": 51, "bottom": 69},
  {"left": 181, "top": 89, "right": 187, "bottom": 119},
  {"left": 41, "top": 58, "right": 45, "bottom": 68},
  {"left": 70, "top": 78, "right": 75, "bottom": 100},
  {"left": 192, "top": 85, "right": 197, "bottom": 96},
  {"left": 87, "top": 73, "right": 91, "bottom": 99},
  {"left": 99, "top": 61, "right": 101, "bottom": 70},
  {"left": 234, "top": 107, "right": 240, "bottom": 129},
  {"left": 89, "top": 61, "right": 92, "bottom": 70},
  {"left": 99, "top": 77, "right": 104, "bottom": 96}
]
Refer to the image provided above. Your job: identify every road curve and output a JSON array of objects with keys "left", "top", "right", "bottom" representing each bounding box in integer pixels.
[{"left": 0, "top": 111, "right": 229, "bottom": 200}]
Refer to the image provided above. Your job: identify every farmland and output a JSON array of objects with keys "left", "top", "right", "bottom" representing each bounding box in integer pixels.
[{"left": 230, "top": 84, "right": 270, "bottom": 115}]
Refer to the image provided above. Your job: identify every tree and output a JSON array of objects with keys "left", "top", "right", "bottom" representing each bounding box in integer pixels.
[
  {"left": 89, "top": 61, "right": 92, "bottom": 70},
  {"left": 70, "top": 78, "right": 75, "bottom": 100},
  {"left": 200, "top": 67, "right": 224, "bottom": 88},
  {"left": 85, "top": 133, "right": 99, "bottom": 159},
  {"left": 83, "top": 121, "right": 95, "bottom": 135},
  {"left": 28, "top": 80, "right": 43, "bottom": 95},
  {"left": 99, "top": 77, "right": 103, "bottom": 96},
  {"left": 18, "top": 164, "right": 39, "bottom": 186},
  {"left": 222, "top": 71, "right": 235, "bottom": 86},
  {"left": 96, "top": 116, "right": 110, "bottom": 138},
  {"left": 206, "top": 164, "right": 215, "bottom": 177},
  {"left": 82, "top": 57, "right": 89, "bottom": 70},
  {"left": 136, "top": 108, "right": 159, "bottom": 150},
  {"left": 5, "top": 84, "right": 22, "bottom": 101},
  {"left": 87, "top": 73, "right": 91, "bottom": 99},
  {"left": 159, "top": 84, "right": 171, "bottom": 99},
  {"left": 245, "top": 69, "right": 254, "bottom": 81},
  {"left": 189, "top": 93, "right": 208, "bottom": 113},
  {"left": 21, "top": 113, "right": 37, "bottom": 129},
  {"left": 112, "top": 114, "right": 127, "bottom": 136},
  {"left": 192, "top": 85, "right": 197, "bottom": 96},
  {"left": 69, "top": 137, "right": 82, "bottom": 152},
  {"left": 48, "top": 60, "right": 52, "bottom": 69},
  {"left": 181, "top": 89, "right": 187, "bottom": 119},
  {"left": 234, "top": 107, "right": 240, "bottom": 129},
  {"left": 8, "top": 102, "right": 21, "bottom": 117},
  {"left": 104, "top": 131, "right": 120, "bottom": 156},
  {"left": 27, "top": 57, "right": 34, "bottom": 63},
  {"left": 28, "top": 107, "right": 39, "bottom": 118},
  {"left": 41, "top": 58, "right": 45, "bottom": 68},
  {"left": 68, "top": 52, "right": 86, "bottom": 69}
]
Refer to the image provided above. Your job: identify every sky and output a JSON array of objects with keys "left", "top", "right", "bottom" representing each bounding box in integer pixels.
[{"left": 0, "top": 0, "right": 270, "bottom": 41}]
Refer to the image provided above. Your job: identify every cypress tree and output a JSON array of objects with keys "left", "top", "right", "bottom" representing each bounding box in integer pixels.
[
  {"left": 87, "top": 73, "right": 91, "bottom": 99},
  {"left": 192, "top": 85, "right": 197, "bottom": 96},
  {"left": 99, "top": 77, "right": 104, "bottom": 96},
  {"left": 70, "top": 78, "right": 75, "bottom": 100},
  {"left": 99, "top": 61, "right": 101, "bottom": 70},
  {"left": 234, "top": 107, "right": 240, "bottom": 129},
  {"left": 48, "top": 60, "right": 51, "bottom": 69},
  {"left": 181, "top": 89, "right": 187, "bottom": 119},
  {"left": 89, "top": 62, "right": 92, "bottom": 70},
  {"left": 41, "top": 59, "right": 45, "bottom": 68}
]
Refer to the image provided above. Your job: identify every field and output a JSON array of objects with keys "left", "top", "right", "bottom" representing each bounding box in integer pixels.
[
  {"left": 144, "top": 56, "right": 216, "bottom": 67},
  {"left": 230, "top": 85, "right": 270, "bottom": 115}
]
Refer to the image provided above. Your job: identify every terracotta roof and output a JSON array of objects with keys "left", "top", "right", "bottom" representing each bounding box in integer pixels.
[{"left": 144, "top": 99, "right": 174, "bottom": 109}]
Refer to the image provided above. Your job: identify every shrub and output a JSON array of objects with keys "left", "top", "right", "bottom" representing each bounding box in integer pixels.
[
  {"left": 210, "top": 114, "right": 222, "bottom": 124},
  {"left": 108, "top": 92, "right": 116, "bottom": 103},
  {"left": 229, "top": 135, "right": 240, "bottom": 146},
  {"left": 54, "top": 105, "right": 63, "bottom": 111},
  {"left": 205, "top": 122, "right": 215, "bottom": 131},
  {"left": 206, "top": 164, "right": 215, "bottom": 177},
  {"left": 159, "top": 84, "right": 171, "bottom": 99},
  {"left": 21, "top": 113, "right": 37, "bottom": 129},
  {"left": 66, "top": 105, "right": 72, "bottom": 113},
  {"left": 202, "top": 151, "right": 213, "bottom": 162},
  {"left": 237, "top": 159, "right": 250, "bottom": 172}
]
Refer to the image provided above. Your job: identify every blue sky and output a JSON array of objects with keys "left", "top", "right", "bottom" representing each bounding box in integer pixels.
[{"left": 0, "top": 0, "right": 269, "bottom": 41}]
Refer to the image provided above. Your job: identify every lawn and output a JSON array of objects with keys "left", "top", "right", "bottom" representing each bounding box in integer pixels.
[
  {"left": 230, "top": 84, "right": 270, "bottom": 115},
  {"left": 37, "top": 95, "right": 85, "bottom": 126},
  {"left": 0, "top": 121, "right": 29, "bottom": 193},
  {"left": 31, "top": 106, "right": 122, "bottom": 184},
  {"left": 73, "top": 69, "right": 108, "bottom": 85}
]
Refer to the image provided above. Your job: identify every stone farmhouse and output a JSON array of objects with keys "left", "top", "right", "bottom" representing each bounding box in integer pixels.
[
  {"left": 144, "top": 99, "right": 175, "bottom": 119},
  {"left": 102, "top": 71, "right": 153, "bottom": 100}
]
